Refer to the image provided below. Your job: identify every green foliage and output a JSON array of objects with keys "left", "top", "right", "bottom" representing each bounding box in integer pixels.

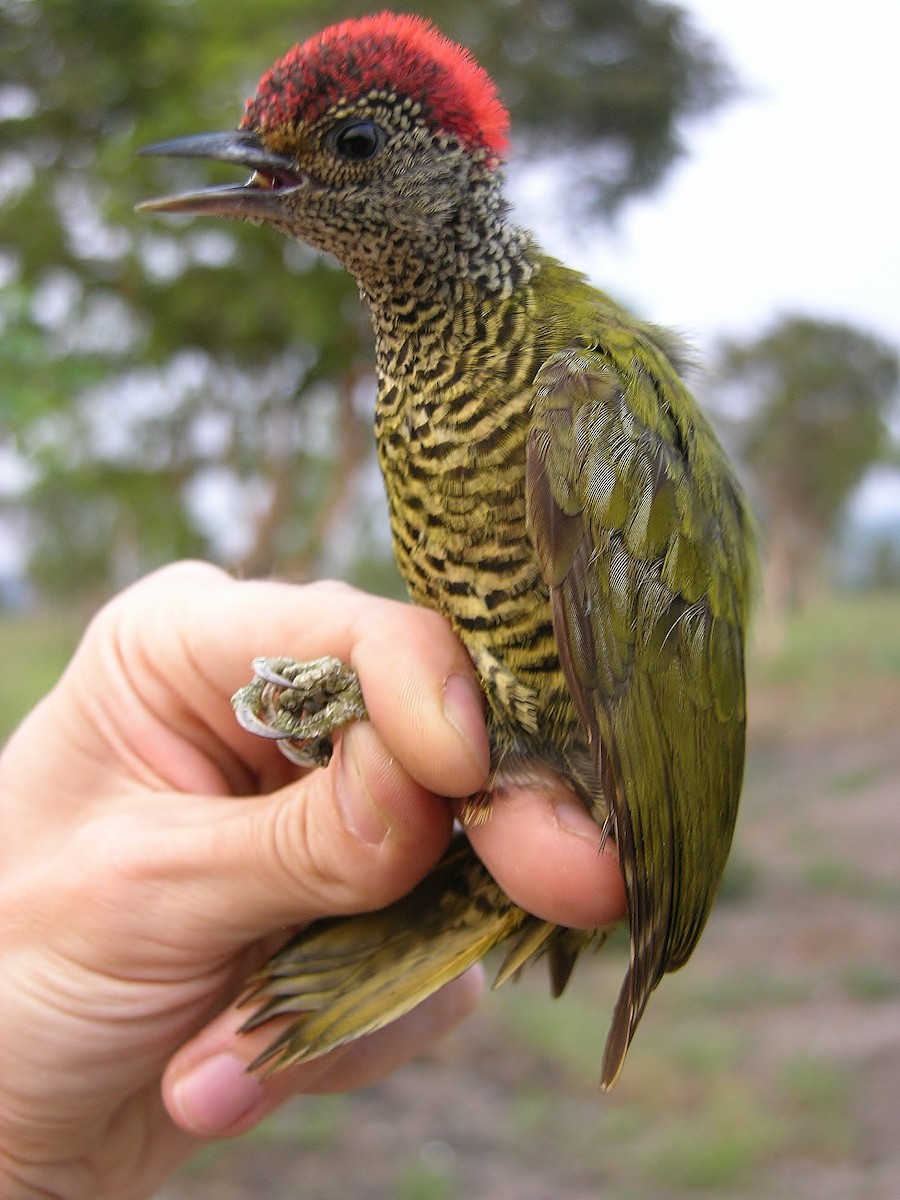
[
  {"left": 245, "top": 1095, "right": 349, "bottom": 1148},
  {"left": 715, "top": 315, "right": 900, "bottom": 610},
  {"left": 801, "top": 857, "right": 900, "bottom": 908},
  {"left": 780, "top": 1055, "right": 855, "bottom": 1158},
  {"left": 646, "top": 1107, "right": 780, "bottom": 1189},
  {"left": 715, "top": 845, "right": 762, "bottom": 902},
  {"left": 0, "top": 609, "right": 82, "bottom": 739},
  {"left": 750, "top": 589, "right": 900, "bottom": 687},
  {"left": 687, "top": 969, "right": 811, "bottom": 1011},
  {"left": 497, "top": 982, "right": 607, "bottom": 1081},
  {"left": 840, "top": 962, "right": 900, "bottom": 1003},
  {"left": 725, "top": 317, "right": 898, "bottom": 529},
  {"left": 394, "top": 1154, "right": 459, "bottom": 1200}
]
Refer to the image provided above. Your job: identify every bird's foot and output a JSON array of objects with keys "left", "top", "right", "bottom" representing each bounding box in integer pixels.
[{"left": 232, "top": 656, "right": 368, "bottom": 767}]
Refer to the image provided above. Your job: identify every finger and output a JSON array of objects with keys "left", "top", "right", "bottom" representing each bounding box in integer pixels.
[
  {"left": 163, "top": 967, "right": 485, "bottom": 1137},
  {"left": 128, "top": 719, "right": 456, "bottom": 944},
  {"left": 71, "top": 563, "right": 490, "bottom": 799},
  {"left": 463, "top": 782, "right": 627, "bottom": 930}
]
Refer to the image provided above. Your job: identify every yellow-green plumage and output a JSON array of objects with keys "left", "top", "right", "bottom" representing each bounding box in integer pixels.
[
  {"left": 140, "top": 12, "right": 756, "bottom": 1088},
  {"left": 369, "top": 255, "right": 752, "bottom": 1085},
  {"left": 240, "top": 840, "right": 576, "bottom": 1071}
]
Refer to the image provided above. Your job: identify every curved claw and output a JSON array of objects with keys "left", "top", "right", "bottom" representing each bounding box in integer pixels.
[
  {"left": 277, "top": 736, "right": 335, "bottom": 769},
  {"left": 231, "top": 655, "right": 368, "bottom": 765},
  {"left": 232, "top": 691, "right": 291, "bottom": 739},
  {"left": 248, "top": 656, "right": 325, "bottom": 689}
]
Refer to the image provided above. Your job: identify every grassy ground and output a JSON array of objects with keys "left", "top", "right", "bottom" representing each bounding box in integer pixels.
[
  {"left": 2, "top": 590, "right": 899, "bottom": 1199},
  {"left": 0, "top": 607, "right": 83, "bottom": 738}
]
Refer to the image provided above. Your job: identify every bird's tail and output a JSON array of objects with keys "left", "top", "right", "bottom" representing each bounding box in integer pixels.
[{"left": 240, "top": 836, "right": 585, "bottom": 1074}]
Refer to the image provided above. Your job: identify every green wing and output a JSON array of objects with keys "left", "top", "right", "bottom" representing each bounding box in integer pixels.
[{"left": 525, "top": 333, "right": 754, "bottom": 1087}]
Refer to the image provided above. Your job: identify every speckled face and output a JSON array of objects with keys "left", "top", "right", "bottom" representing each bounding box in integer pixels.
[
  {"left": 223, "top": 14, "right": 511, "bottom": 281},
  {"left": 139, "top": 14, "right": 516, "bottom": 294}
]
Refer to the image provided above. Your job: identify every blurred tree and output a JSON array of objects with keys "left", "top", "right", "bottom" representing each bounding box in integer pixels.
[
  {"left": 716, "top": 316, "right": 899, "bottom": 612},
  {"left": 0, "top": 0, "right": 735, "bottom": 602}
]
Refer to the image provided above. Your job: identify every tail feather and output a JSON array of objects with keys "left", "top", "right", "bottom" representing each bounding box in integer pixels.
[
  {"left": 599, "top": 971, "right": 635, "bottom": 1090},
  {"left": 240, "top": 837, "right": 531, "bottom": 1073},
  {"left": 491, "top": 918, "right": 557, "bottom": 989},
  {"left": 240, "top": 835, "right": 621, "bottom": 1080}
]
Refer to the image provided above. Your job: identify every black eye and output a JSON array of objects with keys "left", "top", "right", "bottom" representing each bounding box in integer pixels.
[{"left": 331, "top": 118, "right": 385, "bottom": 162}]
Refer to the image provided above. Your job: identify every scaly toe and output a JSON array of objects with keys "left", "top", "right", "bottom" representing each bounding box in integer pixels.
[{"left": 231, "top": 655, "right": 368, "bottom": 766}]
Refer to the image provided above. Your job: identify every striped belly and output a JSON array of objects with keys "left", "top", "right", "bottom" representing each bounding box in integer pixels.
[{"left": 375, "top": 370, "right": 575, "bottom": 751}]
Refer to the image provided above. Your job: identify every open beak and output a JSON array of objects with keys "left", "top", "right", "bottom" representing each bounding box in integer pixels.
[{"left": 136, "top": 131, "right": 307, "bottom": 221}]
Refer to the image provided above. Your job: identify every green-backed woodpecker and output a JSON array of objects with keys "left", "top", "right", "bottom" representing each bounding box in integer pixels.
[{"left": 139, "top": 11, "right": 755, "bottom": 1088}]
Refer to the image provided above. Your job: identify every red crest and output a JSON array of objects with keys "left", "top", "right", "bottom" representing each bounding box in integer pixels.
[{"left": 241, "top": 12, "right": 509, "bottom": 159}]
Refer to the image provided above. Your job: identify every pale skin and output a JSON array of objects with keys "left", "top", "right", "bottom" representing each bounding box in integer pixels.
[{"left": 0, "top": 561, "right": 626, "bottom": 1200}]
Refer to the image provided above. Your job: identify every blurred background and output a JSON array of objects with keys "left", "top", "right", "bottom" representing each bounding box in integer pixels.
[{"left": 2, "top": 1, "right": 899, "bottom": 1197}]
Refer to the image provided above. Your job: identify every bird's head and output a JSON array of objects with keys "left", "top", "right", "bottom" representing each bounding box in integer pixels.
[{"left": 139, "top": 13, "right": 510, "bottom": 277}]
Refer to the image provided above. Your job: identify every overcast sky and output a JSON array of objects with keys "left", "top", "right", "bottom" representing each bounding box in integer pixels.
[
  {"left": 534, "top": 0, "right": 900, "bottom": 519},
  {"left": 574, "top": 0, "right": 900, "bottom": 351}
]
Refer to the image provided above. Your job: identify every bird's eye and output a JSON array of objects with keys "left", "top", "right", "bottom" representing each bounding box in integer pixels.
[{"left": 330, "top": 118, "right": 385, "bottom": 162}]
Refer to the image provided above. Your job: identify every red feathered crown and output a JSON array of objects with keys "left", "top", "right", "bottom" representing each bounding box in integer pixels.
[{"left": 241, "top": 12, "right": 510, "bottom": 159}]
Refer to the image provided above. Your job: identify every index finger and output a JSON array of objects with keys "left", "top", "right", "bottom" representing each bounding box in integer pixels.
[{"left": 75, "top": 562, "right": 491, "bottom": 799}]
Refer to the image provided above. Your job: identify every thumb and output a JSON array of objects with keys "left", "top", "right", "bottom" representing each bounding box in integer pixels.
[{"left": 151, "top": 718, "right": 456, "bottom": 951}]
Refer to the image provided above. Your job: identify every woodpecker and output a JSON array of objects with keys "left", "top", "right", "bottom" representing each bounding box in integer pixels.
[{"left": 140, "top": 12, "right": 755, "bottom": 1088}]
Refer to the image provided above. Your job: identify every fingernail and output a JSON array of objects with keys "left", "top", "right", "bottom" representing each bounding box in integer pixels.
[
  {"left": 171, "top": 1052, "right": 264, "bottom": 1135},
  {"left": 336, "top": 726, "right": 393, "bottom": 845},
  {"left": 442, "top": 673, "right": 490, "bottom": 777},
  {"left": 553, "top": 801, "right": 604, "bottom": 847}
]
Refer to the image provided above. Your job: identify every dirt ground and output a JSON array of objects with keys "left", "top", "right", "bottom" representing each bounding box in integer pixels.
[{"left": 156, "top": 599, "right": 900, "bottom": 1200}]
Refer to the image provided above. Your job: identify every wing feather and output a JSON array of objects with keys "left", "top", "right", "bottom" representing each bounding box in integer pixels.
[{"left": 526, "top": 340, "right": 753, "bottom": 1087}]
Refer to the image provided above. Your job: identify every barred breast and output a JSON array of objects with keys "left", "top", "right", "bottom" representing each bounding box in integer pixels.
[{"left": 373, "top": 282, "right": 578, "bottom": 755}]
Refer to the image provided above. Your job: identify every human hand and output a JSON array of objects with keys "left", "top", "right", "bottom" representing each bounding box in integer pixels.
[{"left": 0, "top": 562, "right": 624, "bottom": 1200}]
